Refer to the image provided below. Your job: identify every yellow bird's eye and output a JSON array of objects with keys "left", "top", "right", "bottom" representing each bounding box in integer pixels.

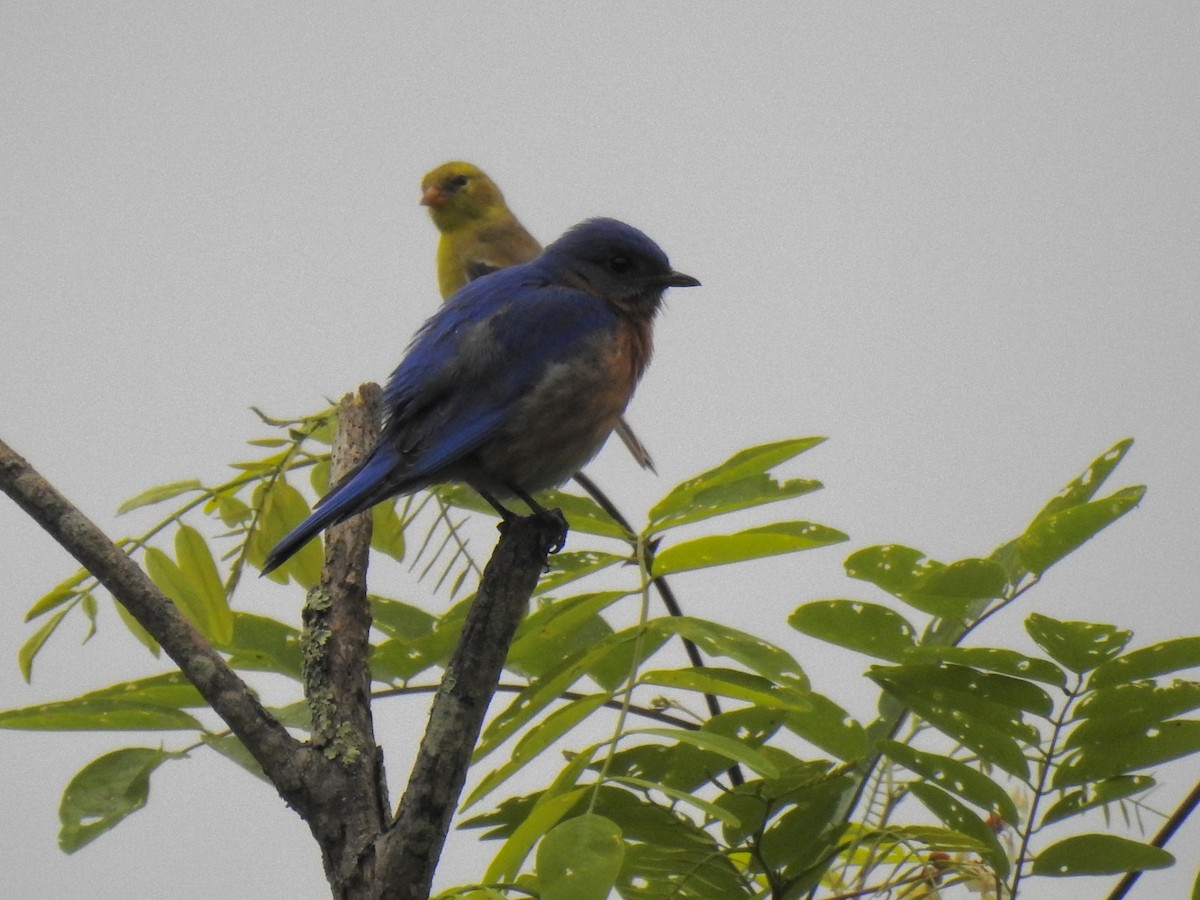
[{"left": 447, "top": 175, "right": 469, "bottom": 191}]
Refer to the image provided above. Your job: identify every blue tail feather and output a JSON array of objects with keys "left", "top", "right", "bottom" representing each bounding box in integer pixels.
[{"left": 260, "top": 448, "right": 402, "bottom": 575}]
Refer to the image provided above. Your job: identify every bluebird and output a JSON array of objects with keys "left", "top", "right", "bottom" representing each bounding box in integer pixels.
[
  {"left": 261, "top": 218, "right": 698, "bottom": 575},
  {"left": 420, "top": 161, "right": 656, "bottom": 472}
]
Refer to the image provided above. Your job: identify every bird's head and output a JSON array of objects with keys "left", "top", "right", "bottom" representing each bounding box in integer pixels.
[
  {"left": 419, "top": 161, "right": 506, "bottom": 231},
  {"left": 542, "top": 218, "right": 700, "bottom": 316}
]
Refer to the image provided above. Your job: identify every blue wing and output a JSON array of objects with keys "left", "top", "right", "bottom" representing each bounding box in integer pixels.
[
  {"left": 379, "top": 264, "right": 617, "bottom": 482},
  {"left": 261, "top": 262, "right": 616, "bottom": 574}
]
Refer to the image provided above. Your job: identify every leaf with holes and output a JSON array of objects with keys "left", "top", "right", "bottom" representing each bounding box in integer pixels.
[
  {"left": 789, "top": 599, "right": 916, "bottom": 662},
  {"left": 58, "top": 748, "right": 169, "bottom": 852},
  {"left": 1090, "top": 636, "right": 1200, "bottom": 688},
  {"left": 537, "top": 814, "right": 625, "bottom": 900},
  {"left": 1032, "top": 833, "right": 1172, "bottom": 876},
  {"left": 880, "top": 740, "right": 1019, "bottom": 827},
  {"left": 647, "top": 437, "right": 826, "bottom": 531},
  {"left": 652, "top": 521, "right": 847, "bottom": 576},
  {"left": 1026, "top": 613, "right": 1131, "bottom": 674}
]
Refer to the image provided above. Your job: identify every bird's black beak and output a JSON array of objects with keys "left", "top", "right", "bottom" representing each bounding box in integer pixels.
[{"left": 660, "top": 270, "right": 701, "bottom": 288}]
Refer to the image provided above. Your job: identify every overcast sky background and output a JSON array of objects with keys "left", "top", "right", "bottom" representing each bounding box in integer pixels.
[{"left": 2, "top": 4, "right": 1198, "bottom": 898}]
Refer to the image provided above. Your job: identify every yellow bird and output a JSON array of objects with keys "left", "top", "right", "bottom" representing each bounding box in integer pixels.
[{"left": 420, "top": 161, "right": 655, "bottom": 471}]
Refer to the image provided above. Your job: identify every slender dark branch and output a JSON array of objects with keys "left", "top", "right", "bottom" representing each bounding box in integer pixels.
[
  {"left": 0, "top": 436, "right": 313, "bottom": 801},
  {"left": 572, "top": 470, "right": 739, "bottom": 784},
  {"left": 374, "top": 513, "right": 564, "bottom": 899},
  {"left": 1106, "top": 777, "right": 1200, "bottom": 900}
]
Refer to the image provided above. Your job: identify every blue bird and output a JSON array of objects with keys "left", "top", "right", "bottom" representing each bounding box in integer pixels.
[{"left": 261, "top": 217, "right": 698, "bottom": 575}]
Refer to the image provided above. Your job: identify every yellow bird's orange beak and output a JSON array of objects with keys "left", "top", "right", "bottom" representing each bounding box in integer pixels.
[{"left": 420, "top": 185, "right": 446, "bottom": 207}]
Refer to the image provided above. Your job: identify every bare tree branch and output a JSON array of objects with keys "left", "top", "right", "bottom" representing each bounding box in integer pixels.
[
  {"left": 298, "top": 385, "right": 392, "bottom": 893},
  {"left": 0, "top": 435, "right": 318, "bottom": 802},
  {"left": 374, "top": 513, "right": 565, "bottom": 899}
]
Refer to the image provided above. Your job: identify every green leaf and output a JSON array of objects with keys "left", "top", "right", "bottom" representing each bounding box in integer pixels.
[
  {"left": 116, "top": 479, "right": 204, "bottom": 515},
  {"left": 869, "top": 665, "right": 1036, "bottom": 780},
  {"left": 590, "top": 786, "right": 746, "bottom": 896},
  {"left": 465, "top": 695, "right": 610, "bottom": 809},
  {"left": 79, "top": 673, "right": 206, "bottom": 708},
  {"left": 1016, "top": 486, "right": 1145, "bottom": 576},
  {"left": 309, "top": 457, "right": 331, "bottom": 495},
  {"left": 652, "top": 616, "right": 809, "bottom": 690},
  {"left": 879, "top": 740, "right": 1020, "bottom": 826},
  {"left": 144, "top": 547, "right": 212, "bottom": 641},
  {"left": 210, "top": 492, "right": 251, "bottom": 526},
  {"left": 602, "top": 708, "right": 785, "bottom": 795},
  {"left": 864, "top": 824, "right": 990, "bottom": 855},
  {"left": 652, "top": 521, "right": 847, "bottom": 576},
  {"left": 113, "top": 599, "right": 160, "bottom": 657},
  {"left": 369, "top": 596, "right": 437, "bottom": 640},
  {"left": 59, "top": 748, "right": 169, "bottom": 852},
  {"left": 1031, "top": 438, "right": 1135, "bottom": 523},
  {"left": 18, "top": 606, "right": 71, "bottom": 682},
  {"left": 758, "top": 774, "right": 855, "bottom": 886},
  {"left": 844, "top": 544, "right": 933, "bottom": 595},
  {"left": 477, "top": 627, "right": 666, "bottom": 763},
  {"left": 1068, "top": 682, "right": 1200, "bottom": 748},
  {"left": 370, "top": 500, "right": 406, "bottom": 562},
  {"left": 484, "top": 788, "right": 589, "bottom": 883},
  {"left": 223, "top": 613, "right": 303, "bottom": 680},
  {"left": 845, "top": 547, "right": 1007, "bottom": 617},
  {"left": 1040, "top": 775, "right": 1154, "bottom": 827},
  {"left": 876, "top": 661, "right": 1052, "bottom": 717},
  {"left": 782, "top": 692, "right": 870, "bottom": 762},
  {"left": 439, "top": 483, "right": 629, "bottom": 540},
  {"left": 908, "top": 781, "right": 1009, "bottom": 877},
  {"left": 1032, "top": 833, "right": 1173, "bottom": 876},
  {"left": 638, "top": 667, "right": 811, "bottom": 712},
  {"left": 631, "top": 727, "right": 781, "bottom": 779},
  {"left": 900, "top": 557, "right": 1009, "bottom": 617},
  {"left": 608, "top": 775, "right": 741, "bottom": 826},
  {"left": 904, "top": 645, "right": 1067, "bottom": 688},
  {"left": 536, "top": 814, "right": 625, "bottom": 900},
  {"left": 535, "top": 550, "right": 625, "bottom": 596},
  {"left": 250, "top": 478, "right": 323, "bottom": 587},
  {"left": 540, "top": 488, "right": 633, "bottom": 540},
  {"left": 1090, "top": 636, "right": 1200, "bottom": 688},
  {"left": 506, "top": 592, "right": 628, "bottom": 681},
  {"left": 25, "top": 568, "right": 90, "bottom": 620},
  {"left": 648, "top": 437, "right": 826, "bottom": 531},
  {"left": 174, "top": 524, "right": 233, "bottom": 645},
  {"left": 80, "top": 592, "right": 98, "bottom": 641},
  {"left": 0, "top": 697, "right": 201, "bottom": 731},
  {"left": 788, "top": 600, "right": 916, "bottom": 662},
  {"left": 1054, "top": 719, "right": 1200, "bottom": 787},
  {"left": 1026, "top": 613, "right": 1131, "bottom": 674},
  {"left": 370, "top": 638, "right": 437, "bottom": 683}
]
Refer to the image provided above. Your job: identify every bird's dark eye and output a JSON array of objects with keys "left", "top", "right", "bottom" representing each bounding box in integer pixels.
[
  {"left": 608, "top": 256, "right": 631, "bottom": 274},
  {"left": 447, "top": 175, "right": 469, "bottom": 190}
]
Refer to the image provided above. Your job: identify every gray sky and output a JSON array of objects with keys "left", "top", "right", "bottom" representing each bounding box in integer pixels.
[{"left": 2, "top": 4, "right": 1197, "bottom": 898}]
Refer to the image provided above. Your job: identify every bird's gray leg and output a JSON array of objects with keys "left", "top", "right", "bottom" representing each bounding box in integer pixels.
[{"left": 474, "top": 488, "right": 519, "bottom": 522}]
